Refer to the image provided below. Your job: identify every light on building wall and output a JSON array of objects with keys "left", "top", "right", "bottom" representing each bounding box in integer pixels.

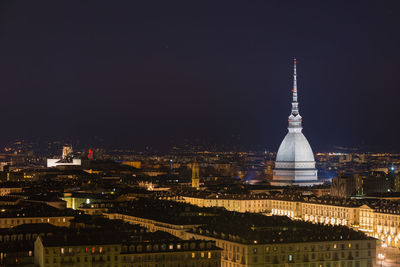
[{"left": 378, "top": 253, "right": 385, "bottom": 262}]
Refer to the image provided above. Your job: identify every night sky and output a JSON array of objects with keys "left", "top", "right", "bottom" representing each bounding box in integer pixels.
[{"left": 0, "top": 1, "right": 400, "bottom": 151}]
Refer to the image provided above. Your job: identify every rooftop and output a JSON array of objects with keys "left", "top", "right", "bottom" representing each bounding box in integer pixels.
[
  {"left": 39, "top": 230, "right": 122, "bottom": 247},
  {"left": 0, "top": 202, "right": 77, "bottom": 218},
  {"left": 192, "top": 213, "right": 372, "bottom": 244},
  {"left": 107, "top": 199, "right": 222, "bottom": 226}
]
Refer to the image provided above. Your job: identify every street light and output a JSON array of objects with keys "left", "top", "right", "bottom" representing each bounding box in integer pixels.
[{"left": 378, "top": 253, "right": 385, "bottom": 267}]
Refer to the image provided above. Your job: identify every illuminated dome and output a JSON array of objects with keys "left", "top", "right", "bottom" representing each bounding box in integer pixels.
[
  {"left": 271, "top": 59, "right": 320, "bottom": 187},
  {"left": 276, "top": 132, "right": 315, "bottom": 162}
]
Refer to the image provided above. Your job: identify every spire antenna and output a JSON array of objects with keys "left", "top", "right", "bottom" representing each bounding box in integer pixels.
[
  {"left": 290, "top": 58, "right": 299, "bottom": 117},
  {"left": 288, "top": 58, "right": 302, "bottom": 132},
  {"left": 293, "top": 58, "right": 297, "bottom": 102}
]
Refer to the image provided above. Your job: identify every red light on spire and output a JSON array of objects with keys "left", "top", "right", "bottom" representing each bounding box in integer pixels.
[{"left": 88, "top": 149, "right": 93, "bottom": 159}]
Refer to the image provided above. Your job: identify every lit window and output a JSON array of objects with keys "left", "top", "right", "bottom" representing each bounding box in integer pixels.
[
  {"left": 208, "top": 252, "right": 211, "bottom": 259},
  {"left": 61, "top": 248, "right": 64, "bottom": 254},
  {"left": 192, "top": 253, "right": 195, "bottom": 258},
  {"left": 201, "top": 252, "right": 204, "bottom": 258}
]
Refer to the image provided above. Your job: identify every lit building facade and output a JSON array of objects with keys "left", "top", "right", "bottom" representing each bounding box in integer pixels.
[
  {"left": 34, "top": 235, "right": 121, "bottom": 267},
  {"left": 180, "top": 196, "right": 270, "bottom": 213},
  {"left": 187, "top": 231, "right": 376, "bottom": 267},
  {"left": 0, "top": 186, "right": 22, "bottom": 196},
  {"left": 176, "top": 194, "right": 400, "bottom": 248},
  {"left": 62, "top": 145, "right": 73, "bottom": 159},
  {"left": 47, "top": 158, "right": 81, "bottom": 168},
  {"left": 0, "top": 215, "right": 73, "bottom": 228},
  {"left": 47, "top": 145, "right": 81, "bottom": 167},
  {"left": 105, "top": 202, "right": 376, "bottom": 267},
  {"left": 121, "top": 240, "right": 221, "bottom": 267},
  {"left": 104, "top": 212, "right": 199, "bottom": 239},
  {"left": 192, "top": 160, "right": 200, "bottom": 190}
]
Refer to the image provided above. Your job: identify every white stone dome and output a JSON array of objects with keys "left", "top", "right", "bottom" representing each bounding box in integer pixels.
[{"left": 276, "top": 132, "right": 315, "bottom": 162}]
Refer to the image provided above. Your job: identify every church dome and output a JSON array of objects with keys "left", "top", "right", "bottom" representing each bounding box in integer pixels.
[{"left": 276, "top": 132, "right": 315, "bottom": 162}]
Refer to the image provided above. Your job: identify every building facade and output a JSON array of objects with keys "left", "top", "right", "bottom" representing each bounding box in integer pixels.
[
  {"left": 0, "top": 186, "right": 22, "bottom": 196},
  {"left": 187, "top": 231, "right": 375, "bottom": 267},
  {"left": 106, "top": 204, "right": 376, "bottom": 267},
  {"left": 121, "top": 240, "right": 221, "bottom": 267},
  {"left": 104, "top": 212, "right": 198, "bottom": 239},
  {"left": 0, "top": 215, "right": 73, "bottom": 229},
  {"left": 180, "top": 196, "right": 270, "bottom": 214},
  {"left": 34, "top": 235, "right": 121, "bottom": 267},
  {"left": 176, "top": 194, "right": 400, "bottom": 248}
]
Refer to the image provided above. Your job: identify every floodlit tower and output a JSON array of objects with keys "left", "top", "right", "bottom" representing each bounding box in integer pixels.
[
  {"left": 192, "top": 160, "right": 200, "bottom": 189},
  {"left": 62, "top": 145, "right": 73, "bottom": 159},
  {"left": 271, "top": 59, "right": 320, "bottom": 186}
]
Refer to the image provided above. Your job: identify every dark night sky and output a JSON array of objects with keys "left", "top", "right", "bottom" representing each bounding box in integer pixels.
[{"left": 0, "top": 1, "right": 400, "bottom": 151}]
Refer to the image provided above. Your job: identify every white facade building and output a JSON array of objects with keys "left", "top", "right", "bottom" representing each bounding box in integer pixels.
[{"left": 47, "top": 158, "right": 81, "bottom": 168}]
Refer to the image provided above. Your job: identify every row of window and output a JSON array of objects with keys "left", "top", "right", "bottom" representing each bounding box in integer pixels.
[
  {"left": 45, "top": 246, "right": 119, "bottom": 255},
  {"left": 122, "top": 262, "right": 219, "bottom": 267},
  {"left": 222, "top": 242, "right": 371, "bottom": 255},
  {"left": 0, "top": 217, "right": 67, "bottom": 225},
  {"left": 44, "top": 255, "right": 119, "bottom": 263},
  {"left": 121, "top": 242, "right": 213, "bottom": 253},
  {"left": 121, "top": 252, "right": 213, "bottom": 262},
  {"left": 250, "top": 250, "right": 372, "bottom": 263},
  {"left": 222, "top": 260, "right": 373, "bottom": 267},
  {"left": 216, "top": 241, "right": 372, "bottom": 261}
]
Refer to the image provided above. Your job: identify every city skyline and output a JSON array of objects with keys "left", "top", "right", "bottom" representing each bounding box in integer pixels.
[
  {"left": 1, "top": 2, "right": 399, "bottom": 266},
  {"left": 1, "top": 1, "right": 400, "bottom": 151}
]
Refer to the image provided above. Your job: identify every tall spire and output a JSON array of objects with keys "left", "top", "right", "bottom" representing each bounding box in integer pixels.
[
  {"left": 288, "top": 58, "right": 302, "bottom": 132},
  {"left": 291, "top": 58, "right": 299, "bottom": 115}
]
